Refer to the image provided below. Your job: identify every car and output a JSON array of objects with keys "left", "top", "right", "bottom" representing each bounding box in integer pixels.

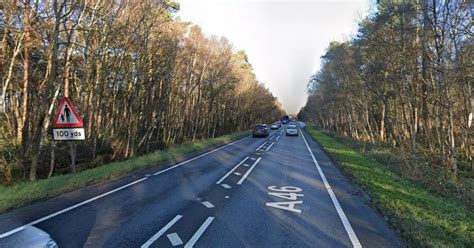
[
  {"left": 0, "top": 226, "right": 58, "bottom": 248},
  {"left": 252, "top": 124, "right": 269, "bottom": 137},
  {"left": 270, "top": 123, "right": 279, "bottom": 129},
  {"left": 286, "top": 124, "right": 298, "bottom": 136}
]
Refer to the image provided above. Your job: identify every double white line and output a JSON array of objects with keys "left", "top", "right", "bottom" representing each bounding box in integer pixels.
[{"left": 141, "top": 215, "right": 214, "bottom": 248}]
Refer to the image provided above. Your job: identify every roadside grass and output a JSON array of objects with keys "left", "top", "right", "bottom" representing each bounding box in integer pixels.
[
  {"left": 305, "top": 126, "right": 474, "bottom": 247},
  {"left": 0, "top": 131, "right": 249, "bottom": 213}
]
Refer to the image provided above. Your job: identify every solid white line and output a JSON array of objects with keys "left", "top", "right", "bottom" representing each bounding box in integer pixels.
[
  {"left": 184, "top": 217, "right": 215, "bottom": 248},
  {"left": 0, "top": 177, "right": 148, "bottom": 239},
  {"left": 265, "top": 142, "right": 275, "bottom": 151},
  {"left": 201, "top": 201, "right": 215, "bottom": 208},
  {"left": 255, "top": 142, "right": 266, "bottom": 151},
  {"left": 215, "top": 156, "right": 248, "bottom": 184},
  {"left": 221, "top": 184, "right": 231, "bottom": 189},
  {"left": 141, "top": 215, "right": 183, "bottom": 248},
  {"left": 0, "top": 136, "right": 250, "bottom": 239},
  {"left": 237, "top": 157, "right": 262, "bottom": 185},
  {"left": 154, "top": 136, "right": 249, "bottom": 176},
  {"left": 167, "top": 233, "right": 184, "bottom": 246},
  {"left": 300, "top": 130, "right": 362, "bottom": 248}
]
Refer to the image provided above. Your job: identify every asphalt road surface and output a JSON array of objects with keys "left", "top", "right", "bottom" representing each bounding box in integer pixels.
[{"left": 0, "top": 123, "right": 402, "bottom": 248}]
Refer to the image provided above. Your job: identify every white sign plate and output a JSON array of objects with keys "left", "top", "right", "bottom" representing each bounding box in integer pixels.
[{"left": 52, "top": 128, "right": 85, "bottom": 141}]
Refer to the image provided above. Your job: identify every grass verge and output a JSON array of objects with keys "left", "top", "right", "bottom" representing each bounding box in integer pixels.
[
  {"left": 0, "top": 131, "right": 249, "bottom": 213},
  {"left": 305, "top": 126, "right": 473, "bottom": 247}
]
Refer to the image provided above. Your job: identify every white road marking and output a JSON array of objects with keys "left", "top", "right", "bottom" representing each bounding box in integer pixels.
[
  {"left": 184, "top": 217, "right": 215, "bottom": 248},
  {"left": 276, "top": 135, "right": 280, "bottom": 141},
  {"left": 265, "top": 142, "right": 275, "bottom": 151},
  {"left": 233, "top": 172, "right": 242, "bottom": 176},
  {"left": 141, "top": 215, "right": 183, "bottom": 248},
  {"left": 0, "top": 136, "right": 250, "bottom": 239},
  {"left": 0, "top": 177, "right": 148, "bottom": 239},
  {"left": 300, "top": 130, "right": 362, "bottom": 248},
  {"left": 154, "top": 136, "right": 249, "bottom": 176},
  {"left": 221, "top": 184, "right": 231, "bottom": 189},
  {"left": 266, "top": 201, "right": 303, "bottom": 213},
  {"left": 201, "top": 201, "right": 215, "bottom": 208},
  {"left": 256, "top": 143, "right": 266, "bottom": 151},
  {"left": 225, "top": 196, "right": 229, "bottom": 199},
  {"left": 243, "top": 163, "right": 250, "bottom": 167},
  {"left": 167, "top": 233, "right": 184, "bottom": 246},
  {"left": 250, "top": 157, "right": 256, "bottom": 161},
  {"left": 215, "top": 157, "right": 248, "bottom": 184},
  {"left": 237, "top": 157, "right": 262, "bottom": 185}
]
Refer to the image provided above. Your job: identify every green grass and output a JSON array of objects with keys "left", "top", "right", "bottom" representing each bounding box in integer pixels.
[
  {"left": 305, "top": 126, "right": 474, "bottom": 248},
  {"left": 0, "top": 131, "right": 249, "bottom": 213}
]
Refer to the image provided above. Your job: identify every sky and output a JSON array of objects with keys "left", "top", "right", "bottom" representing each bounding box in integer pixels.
[{"left": 177, "top": 0, "right": 372, "bottom": 114}]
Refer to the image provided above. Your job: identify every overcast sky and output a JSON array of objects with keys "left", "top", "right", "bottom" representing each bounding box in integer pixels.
[{"left": 178, "top": 0, "right": 372, "bottom": 114}]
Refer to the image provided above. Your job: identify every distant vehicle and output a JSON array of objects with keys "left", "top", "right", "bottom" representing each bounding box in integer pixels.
[
  {"left": 270, "top": 123, "right": 279, "bottom": 129},
  {"left": 252, "top": 124, "right": 269, "bottom": 137},
  {"left": 286, "top": 124, "right": 298, "bottom": 136},
  {"left": 0, "top": 226, "right": 58, "bottom": 248},
  {"left": 282, "top": 115, "right": 289, "bottom": 124}
]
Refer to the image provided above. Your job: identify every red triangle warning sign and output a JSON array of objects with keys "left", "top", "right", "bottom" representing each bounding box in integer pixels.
[{"left": 53, "top": 97, "right": 84, "bottom": 128}]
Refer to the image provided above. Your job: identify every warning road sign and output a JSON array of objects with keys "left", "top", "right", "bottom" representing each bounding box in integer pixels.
[{"left": 52, "top": 97, "right": 83, "bottom": 128}]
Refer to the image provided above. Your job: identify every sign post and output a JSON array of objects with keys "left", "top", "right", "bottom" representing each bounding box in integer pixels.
[{"left": 52, "top": 97, "right": 84, "bottom": 174}]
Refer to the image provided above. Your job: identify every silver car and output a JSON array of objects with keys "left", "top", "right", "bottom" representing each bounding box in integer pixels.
[
  {"left": 0, "top": 226, "right": 58, "bottom": 248},
  {"left": 286, "top": 124, "right": 298, "bottom": 136}
]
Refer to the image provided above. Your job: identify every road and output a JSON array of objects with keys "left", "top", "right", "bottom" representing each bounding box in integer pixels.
[{"left": 0, "top": 123, "right": 402, "bottom": 248}]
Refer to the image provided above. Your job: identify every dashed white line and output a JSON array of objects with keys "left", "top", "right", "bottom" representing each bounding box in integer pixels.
[
  {"left": 243, "top": 163, "right": 250, "bottom": 167},
  {"left": 250, "top": 157, "right": 256, "bottom": 161},
  {"left": 237, "top": 157, "right": 262, "bottom": 185},
  {"left": 167, "top": 233, "right": 184, "bottom": 246},
  {"left": 141, "top": 215, "right": 183, "bottom": 248},
  {"left": 233, "top": 172, "right": 242, "bottom": 176},
  {"left": 225, "top": 196, "right": 229, "bottom": 199},
  {"left": 184, "top": 217, "right": 215, "bottom": 248},
  {"left": 265, "top": 142, "right": 275, "bottom": 151},
  {"left": 300, "top": 130, "right": 362, "bottom": 248},
  {"left": 221, "top": 184, "right": 231, "bottom": 189},
  {"left": 216, "top": 157, "right": 249, "bottom": 184},
  {"left": 201, "top": 201, "right": 215, "bottom": 208}
]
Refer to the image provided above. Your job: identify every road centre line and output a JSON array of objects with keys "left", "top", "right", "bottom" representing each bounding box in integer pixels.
[
  {"left": 221, "top": 184, "right": 231, "bottom": 189},
  {"left": 154, "top": 136, "right": 249, "bottom": 176},
  {"left": 0, "top": 177, "right": 148, "bottom": 239},
  {"left": 167, "top": 233, "right": 183, "bottom": 246},
  {"left": 300, "top": 130, "right": 362, "bottom": 248},
  {"left": 265, "top": 142, "right": 275, "bottom": 151},
  {"left": 237, "top": 157, "right": 262, "bottom": 185},
  {"left": 201, "top": 201, "right": 215, "bottom": 209},
  {"left": 184, "top": 217, "right": 215, "bottom": 248},
  {"left": 256, "top": 142, "right": 266, "bottom": 151},
  {"left": 0, "top": 136, "right": 250, "bottom": 239},
  {"left": 141, "top": 215, "right": 183, "bottom": 248},
  {"left": 216, "top": 156, "right": 249, "bottom": 184}
]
